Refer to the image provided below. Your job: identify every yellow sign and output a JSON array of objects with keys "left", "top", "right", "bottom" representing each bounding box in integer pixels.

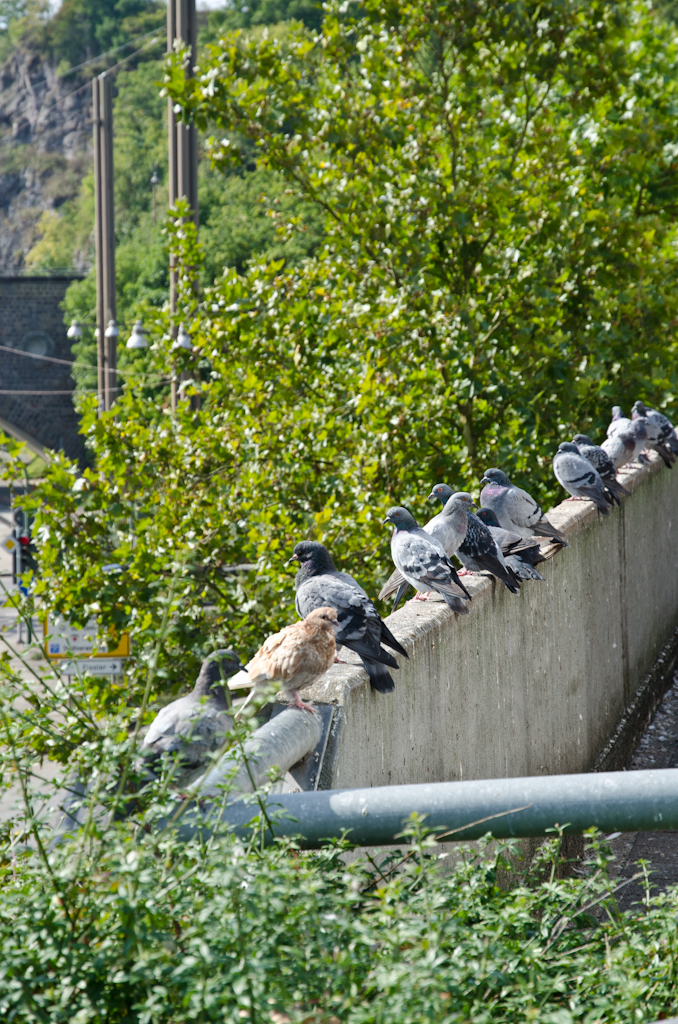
[{"left": 43, "top": 617, "right": 130, "bottom": 661}]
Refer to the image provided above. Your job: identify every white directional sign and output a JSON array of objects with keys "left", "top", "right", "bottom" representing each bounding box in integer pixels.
[{"left": 60, "top": 658, "right": 125, "bottom": 677}]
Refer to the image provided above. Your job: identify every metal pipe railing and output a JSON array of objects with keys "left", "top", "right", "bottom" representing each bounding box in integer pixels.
[{"left": 173, "top": 766, "right": 678, "bottom": 847}]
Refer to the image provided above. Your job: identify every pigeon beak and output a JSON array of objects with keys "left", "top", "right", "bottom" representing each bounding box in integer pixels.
[
  {"left": 427, "top": 491, "right": 437, "bottom": 501},
  {"left": 383, "top": 517, "right": 392, "bottom": 525},
  {"left": 480, "top": 477, "right": 489, "bottom": 485},
  {"left": 284, "top": 553, "right": 299, "bottom": 567}
]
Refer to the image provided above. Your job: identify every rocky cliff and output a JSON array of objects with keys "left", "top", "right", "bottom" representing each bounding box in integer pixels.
[{"left": 0, "top": 47, "right": 91, "bottom": 274}]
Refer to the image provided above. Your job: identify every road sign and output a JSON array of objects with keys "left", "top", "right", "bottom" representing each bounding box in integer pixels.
[
  {"left": 0, "top": 534, "right": 17, "bottom": 554},
  {"left": 60, "top": 658, "right": 124, "bottom": 676},
  {"left": 43, "top": 616, "right": 130, "bottom": 663}
]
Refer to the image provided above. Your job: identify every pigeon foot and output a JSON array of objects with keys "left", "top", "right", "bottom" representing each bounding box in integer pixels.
[
  {"left": 408, "top": 592, "right": 430, "bottom": 603},
  {"left": 333, "top": 655, "right": 347, "bottom": 664},
  {"left": 457, "top": 569, "right": 474, "bottom": 576},
  {"left": 292, "top": 691, "right": 316, "bottom": 714}
]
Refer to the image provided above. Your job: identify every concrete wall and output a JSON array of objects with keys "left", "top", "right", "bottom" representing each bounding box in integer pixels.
[
  {"left": 295, "top": 453, "right": 678, "bottom": 790},
  {"left": 0, "top": 276, "right": 84, "bottom": 462}
]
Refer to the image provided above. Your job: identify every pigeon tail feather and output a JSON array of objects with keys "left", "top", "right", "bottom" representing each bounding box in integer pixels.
[
  {"left": 343, "top": 637, "right": 399, "bottom": 668},
  {"left": 379, "top": 621, "right": 408, "bottom": 659},
  {"left": 363, "top": 659, "right": 396, "bottom": 693},
  {"left": 442, "top": 594, "right": 470, "bottom": 614},
  {"left": 227, "top": 669, "right": 255, "bottom": 690},
  {"left": 391, "top": 579, "right": 410, "bottom": 612}
]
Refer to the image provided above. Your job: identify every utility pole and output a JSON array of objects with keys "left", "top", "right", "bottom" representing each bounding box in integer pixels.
[
  {"left": 167, "top": 0, "right": 198, "bottom": 411},
  {"left": 93, "top": 73, "right": 117, "bottom": 413}
]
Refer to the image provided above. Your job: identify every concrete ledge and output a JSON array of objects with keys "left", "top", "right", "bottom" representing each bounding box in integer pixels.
[{"left": 277, "top": 451, "right": 678, "bottom": 791}]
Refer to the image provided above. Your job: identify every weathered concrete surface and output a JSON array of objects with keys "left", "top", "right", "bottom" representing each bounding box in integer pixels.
[{"left": 286, "top": 451, "right": 678, "bottom": 790}]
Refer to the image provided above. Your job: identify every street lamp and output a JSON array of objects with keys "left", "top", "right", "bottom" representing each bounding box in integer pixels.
[
  {"left": 172, "top": 323, "right": 192, "bottom": 350},
  {"left": 126, "top": 319, "right": 148, "bottom": 350},
  {"left": 67, "top": 319, "right": 83, "bottom": 340}
]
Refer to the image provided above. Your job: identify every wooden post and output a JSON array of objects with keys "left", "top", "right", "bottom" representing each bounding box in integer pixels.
[
  {"left": 93, "top": 74, "right": 117, "bottom": 413},
  {"left": 168, "top": 0, "right": 198, "bottom": 412},
  {"left": 92, "top": 77, "right": 105, "bottom": 414}
]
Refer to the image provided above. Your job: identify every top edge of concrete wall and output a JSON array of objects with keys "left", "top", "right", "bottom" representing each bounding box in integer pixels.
[
  {"left": 280, "top": 449, "right": 678, "bottom": 792},
  {"left": 297, "top": 451, "right": 664, "bottom": 710}
]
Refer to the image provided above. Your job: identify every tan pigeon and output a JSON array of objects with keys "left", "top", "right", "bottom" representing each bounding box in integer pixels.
[{"left": 229, "top": 607, "right": 338, "bottom": 713}]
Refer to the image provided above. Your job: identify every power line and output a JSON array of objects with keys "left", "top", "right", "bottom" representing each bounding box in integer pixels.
[{"left": 0, "top": 341, "right": 167, "bottom": 378}]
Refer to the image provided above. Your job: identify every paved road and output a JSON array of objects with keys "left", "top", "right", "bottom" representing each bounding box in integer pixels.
[{"left": 609, "top": 677, "right": 678, "bottom": 909}]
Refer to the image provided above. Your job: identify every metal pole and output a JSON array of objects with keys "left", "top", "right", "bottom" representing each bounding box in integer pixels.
[
  {"left": 92, "top": 77, "right": 105, "bottom": 414},
  {"left": 171, "top": 766, "right": 678, "bottom": 847},
  {"left": 100, "top": 74, "right": 117, "bottom": 411},
  {"left": 169, "top": 0, "right": 198, "bottom": 412}
]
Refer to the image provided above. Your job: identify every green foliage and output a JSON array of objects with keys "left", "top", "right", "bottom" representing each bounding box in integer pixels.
[
  {"left": 0, "top": 606, "right": 677, "bottom": 1024},
  {"left": 169, "top": 0, "right": 678, "bottom": 492}
]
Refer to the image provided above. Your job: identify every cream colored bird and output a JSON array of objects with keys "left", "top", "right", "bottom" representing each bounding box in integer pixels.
[{"left": 229, "top": 607, "right": 338, "bottom": 713}]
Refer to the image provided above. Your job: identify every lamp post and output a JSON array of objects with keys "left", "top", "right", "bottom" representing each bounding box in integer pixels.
[
  {"left": 168, "top": 0, "right": 198, "bottom": 412},
  {"left": 93, "top": 73, "right": 117, "bottom": 413}
]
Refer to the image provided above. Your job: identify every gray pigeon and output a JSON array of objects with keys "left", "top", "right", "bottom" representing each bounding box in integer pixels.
[
  {"left": 601, "top": 430, "right": 637, "bottom": 470},
  {"left": 379, "top": 484, "right": 469, "bottom": 614},
  {"left": 607, "top": 406, "right": 632, "bottom": 439},
  {"left": 139, "top": 650, "right": 241, "bottom": 786},
  {"left": 291, "top": 541, "right": 407, "bottom": 694},
  {"left": 631, "top": 401, "right": 678, "bottom": 466},
  {"left": 475, "top": 507, "right": 546, "bottom": 581},
  {"left": 384, "top": 507, "right": 472, "bottom": 613},
  {"left": 454, "top": 493, "right": 521, "bottom": 593},
  {"left": 479, "top": 468, "right": 568, "bottom": 546},
  {"left": 553, "top": 442, "right": 611, "bottom": 514},
  {"left": 572, "top": 434, "right": 630, "bottom": 506}
]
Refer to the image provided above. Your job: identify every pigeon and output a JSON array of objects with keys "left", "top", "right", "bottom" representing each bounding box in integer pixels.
[
  {"left": 479, "top": 468, "right": 568, "bottom": 546},
  {"left": 607, "top": 406, "right": 633, "bottom": 439},
  {"left": 553, "top": 442, "right": 611, "bottom": 514},
  {"left": 631, "top": 400, "right": 678, "bottom": 466},
  {"left": 379, "top": 483, "right": 469, "bottom": 614},
  {"left": 632, "top": 401, "right": 678, "bottom": 454},
  {"left": 139, "top": 650, "right": 242, "bottom": 785},
  {"left": 231, "top": 607, "right": 339, "bottom": 713},
  {"left": 475, "top": 507, "right": 546, "bottom": 581},
  {"left": 291, "top": 540, "right": 407, "bottom": 695},
  {"left": 601, "top": 430, "right": 637, "bottom": 470},
  {"left": 572, "top": 434, "right": 630, "bottom": 506},
  {"left": 383, "top": 506, "right": 472, "bottom": 613},
  {"left": 453, "top": 493, "right": 522, "bottom": 593}
]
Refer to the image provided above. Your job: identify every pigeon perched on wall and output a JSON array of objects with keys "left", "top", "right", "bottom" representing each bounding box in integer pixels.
[
  {"left": 384, "top": 506, "right": 472, "bottom": 613},
  {"left": 607, "top": 406, "right": 633, "bottom": 439},
  {"left": 378, "top": 485, "right": 469, "bottom": 613},
  {"left": 572, "top": 434, "right": 630, "bottom": 506},
  {"left": 631, "top": 401, "right": 678, "bottom": 467},
  {"left": 453, "top": 493, "right": 522, "bottom": 593},
  {"left": 479, "top": 468, "right": 568, "bottom": 546},
  {"left": 139, "top": 650, "right": 242, "bottom": 786},
  {"left": 601, "top": 430, "right": 637, "bottom": 470},
  {"left": 232, "top": 607, "right": 338, "bottom": 713},
  {"left": 475, "top": 507, "right": 546, "bottom": 581},
  {"left": 632, "top": 401, "right": 678, "bottom": 453},
  {"left": 553, "top": 442, "right": 611, "bottom": 514},
  {"left": 291, "top": 540, "right": 407, "bottom": 695}
]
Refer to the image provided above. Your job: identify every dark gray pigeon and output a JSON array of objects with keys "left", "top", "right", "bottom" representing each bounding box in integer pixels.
[
  {"left": 479, "top": 468, "right": 568, "bottom": 546},
  {"left": 475, "top": 507, "right": 545, "bottom": 581},
  {"left": 378, "top": 484, "right": 469, "bottom": 614},
  {"left": 139, "top": 650, "right": 241, "bottom": 786},
  {"left": 384, "top": 507, "right": 472, "bottom": 613},
  {"left": 572, "top": 434, "right": 630, "bottom": 506},
  {"left": 632, "top": 401, "right": 678, "bottom": 465},
  {"left": 553, "top": 442, "right": 611, "bottom": 514},
  {"left": 601, "top": 430, "right": 637, "bottom": 470},
  {"left": 292, "top": 541, "right": 407, "bottom": 694},
  {"left": 454, "top": 493, "right": 521, "bottom": 594}
]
